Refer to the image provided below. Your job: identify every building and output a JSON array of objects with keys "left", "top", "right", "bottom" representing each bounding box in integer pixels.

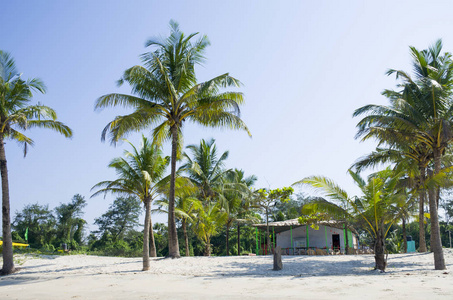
[{"left": 252, "top": 218, "right": 359, "bottom": 255}]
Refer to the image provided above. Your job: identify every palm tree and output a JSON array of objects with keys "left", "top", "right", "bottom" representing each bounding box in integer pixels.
[
  {"left": 0, "top": 50, "right": 72, "bottom": 275},
  {"left": 156, "top": 193, "right": 202, "bottom": 257},
  {"left": 193, "top": 202, "right": 227, "bottom": 256},
  {"left": 220, "top": 169, "right": 257, "bottom": 255},
  {"left": 91, "top": 136, "right": 168, "bottom": 270},
  {"left": 230, "top": 169, "right": 258, "bottom": 255},
  {"left": 351, "top": 146, "right": 430, "bottom": 252},
  {"left": 353, "top": 40, "right": 453, "bottom": 269},
  {"left": 295, "top": 168, "right": 405, "bottom": 271},
  {"left": 95, "top": 21, "right": 250, "bottom": 258},
  {"left": 181, "top": 138, "right": 229, "bottom": 203}
]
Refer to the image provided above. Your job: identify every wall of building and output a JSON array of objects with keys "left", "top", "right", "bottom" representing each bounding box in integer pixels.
[{"left": 276, "top": 224, "right": 356, "bottom": 250}]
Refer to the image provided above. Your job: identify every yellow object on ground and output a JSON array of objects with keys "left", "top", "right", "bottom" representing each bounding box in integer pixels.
[{"left": 0, "top": 240, "right": 29, "bottom": 248}]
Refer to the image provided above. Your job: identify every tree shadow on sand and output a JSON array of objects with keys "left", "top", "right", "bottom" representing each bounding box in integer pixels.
[{"left": 199, "top": 253, "right": 448, "bottom": 279}]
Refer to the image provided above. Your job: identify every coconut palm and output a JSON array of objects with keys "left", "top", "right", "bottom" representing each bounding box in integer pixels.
[
  {"left": 219, "top": 169, "right": 257, "bottom": 255},
  {"left": 352, "top": 145, "right": 430, "bottom": 252},
  {"left": 156, "top": 193, "right": 202, "bottom": 257},
  {"left": 181, "top": 138, "right": 229, "bottom": 203},
  {"left": 295, "top": 168, "right": 405, "bottom": 271},
  {"left": 91, "top": 136, "right": 168, "bottom": 270},
  {"left": 95, "top": 22, "right": 250, "bottom": 257},
  {"left": 193, "top": 202, "right": 227, "bottom": 256},
  {"left": 0, "top": 50, "right": 72, "bottom": 275},
  {"left": 353, "top": 40, "right": 453, "bottom": 269},
  {"left": 219, "top": 170, "right": 247, "bottom": 255},
  {"left": 230, "top": 169, "right": 258, "bottom": 255}
]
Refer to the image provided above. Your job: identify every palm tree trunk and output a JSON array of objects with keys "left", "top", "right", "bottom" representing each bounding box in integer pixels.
[
  {"left": 237, "top": 223, "right": 241, "bottom": 256},
  {"left": 226, "top": 223, "right": 230, "bottom": 256},
  {"left": 374, "top": 225, "right": 386, "bottom": 271},
  {"left": 418, "top": 165, "right": 427, "bottom": 252},
  {"left": 402, "top": 217, "right": 407, "bottom": 253},
  {"left": 142, "top": 198, "right": 151, "bottom": 271},
  {"left": 431, "top": 148, "right": 446, "bottom": 269},
  {"left": 149, "top": 215, "right": 156, "bottom": 257},
  {"left": 167, "top": 125, "right": 180, "bottom": 258},
  {"left": 205, "top": 237, "right": 211, "bottom": 256},
  {"left": 0, "top": 135, "right": 15, "bottom": 275},
  {"left": 182, "top": 219, "right": 190, "bottom": 256}
]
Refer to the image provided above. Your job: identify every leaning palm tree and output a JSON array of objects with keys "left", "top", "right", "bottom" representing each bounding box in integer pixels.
[
  {"left": 0, "top": 50, "right": 72, "bottom": 275},
  {"left": 95, "top": 21, "right": 250, "bottom": 258},
  {"left": 351, "top": 145, "right": 431, "bottom": 252},
  {"left": 295, "top": 168, "right": 405, "bottom": 271},
  {"left": 91, "top": 136, "right": 168, "bottom": 271}
]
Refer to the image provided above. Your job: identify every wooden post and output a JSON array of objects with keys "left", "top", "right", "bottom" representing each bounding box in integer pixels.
[{"left": 273, "top": 246, "right": 283, "bottom": 270}]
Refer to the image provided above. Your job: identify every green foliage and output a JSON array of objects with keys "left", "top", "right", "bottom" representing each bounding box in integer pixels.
[
  {"left": 55, "top": 194, "right": 87, "bottom": 244},
  {"left": 386, "top": 229, "right": 402, "bottom": 254},
  {"left": 13, "top": 203, "right": 56, "bottom": 248},
  {"left": 94, "top": 196, "right": 142, "bottom": 242}
]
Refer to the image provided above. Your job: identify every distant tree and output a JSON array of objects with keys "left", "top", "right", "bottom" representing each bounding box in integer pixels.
[
  {"left": 181, "top": 138, "right": 228, "bottom": 203},
  {"left": 12, "top": 203, "right": 56, "bottom": 248},
  {"left": 193, "top": 202, "right": 227, "bottom": 256},
  {"left": 156, "top": 194, "right": 201, "bottom": 257},
  {"left": 55, "top": 194, "right": 87, "bottom": 246},
  {"left": 220, "top": 169, "right": 256, "bottom": 255},
  {"left": 0, "top": 50, "right": 72, "bottom": 275},
  {"left": 254, "top": 187, "right": 293, "bottom": 253},
  {"left": 95, "top": 21, "right": 250, "bottom": 258},
  {"left": 94, "top": 196, "right": 142, "bottom": 242}
]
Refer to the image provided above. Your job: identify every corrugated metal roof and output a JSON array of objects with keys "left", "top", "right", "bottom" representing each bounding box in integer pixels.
[
  {"left": 252, "top": 218, "right": 342, "bottom": 227},
  {"left": 252, "top": 218, "right": 358, "bottom": 234}
]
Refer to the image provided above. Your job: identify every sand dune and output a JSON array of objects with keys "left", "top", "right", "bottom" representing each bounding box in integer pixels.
[{"left": 1, "top": 249, "right": 452, "bottom": 299}]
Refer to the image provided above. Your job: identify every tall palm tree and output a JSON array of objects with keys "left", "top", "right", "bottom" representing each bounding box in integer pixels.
[
  {"left": 0, "top": 50, "right": 72, "bottom": 275},
  {"left": 91, "top": 136, "right": 168, "bottom": 271},
  {"left": 354, "top": 40, "right": 453, "bottom": 269},
  {"left": 95, "top": 21, "right": 250, "bottom": 257}
]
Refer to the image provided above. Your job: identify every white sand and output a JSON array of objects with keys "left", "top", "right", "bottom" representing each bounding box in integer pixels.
[{"left": 1, "top": 250, "right": 453, "bottom": 299}]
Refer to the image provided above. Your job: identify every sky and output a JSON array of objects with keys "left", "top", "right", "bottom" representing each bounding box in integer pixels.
[{"left": 2, "top": 0, "right": 453, "bottom": 232}]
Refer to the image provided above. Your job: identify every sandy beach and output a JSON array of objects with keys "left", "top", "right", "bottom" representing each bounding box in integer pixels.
[{"left": 1, "top": 250, "right": 452, "bottom": 299}]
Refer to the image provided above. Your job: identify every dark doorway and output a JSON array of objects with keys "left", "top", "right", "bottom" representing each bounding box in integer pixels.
[{"left": 332, "top": 234, "right": 340, "bottom": 250}]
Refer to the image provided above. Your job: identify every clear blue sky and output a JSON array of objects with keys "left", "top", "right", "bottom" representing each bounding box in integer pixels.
[{"left": 2, "top": 0, "right": 453, "bottom": 230}]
